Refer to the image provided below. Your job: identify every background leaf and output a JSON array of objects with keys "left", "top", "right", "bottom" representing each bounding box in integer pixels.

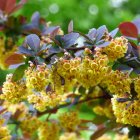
[
  {"left": 12, "top": 64, "right": 27, "bottom": 82},
  {"left": 119, "top": 22, "right": 138, "bottom": 38},
  {"left": 5, "top": 53, "right": 24, "bottom": 66}
]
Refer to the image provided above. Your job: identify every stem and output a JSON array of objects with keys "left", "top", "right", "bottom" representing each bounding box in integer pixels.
[
  {"left": 46, "top": 113, "right": 51, "bottom": 121},
  {"left": 66, "top": 46, "right": 86, "bottom": 51}
]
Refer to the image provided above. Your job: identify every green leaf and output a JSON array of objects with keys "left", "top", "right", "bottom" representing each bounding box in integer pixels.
[
  {"left": 92, "top": 115, "right": 108, "bottom": 125},
  {"left": 78, "top": 86, "right": 86, "bottom": 94},
  {"left": 12, "top": 64, "right": 27, "bottom": 82}
]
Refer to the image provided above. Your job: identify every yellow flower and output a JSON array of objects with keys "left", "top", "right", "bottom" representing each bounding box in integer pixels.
[
  {"left": 38, "top": 122, "right": 60, "bottom": 140},
  {"left": 101, "top": 70, "right": 131, "bottom": 96},
  {"left": 1, "top": 74, "right": 28, "bottom": 103},
  {"left": 59, "top": 132, "right": 84, "bottom": 140},
  {"left": 59, "top": 111, "right": 80, "bottom": 131},
  {"left": 20, "top": 116, "right": 42, "bottom": 135},
  {"left": 112, "top": 96, "right": 140, "bottom": 127},
  {"left": 76, "top": 54, "right": 109, "bottom": 88},
  {"left": 28, "top": 91, "right": 66, "bottom": 112},
  {"left": 102, "top": 36, "right": 128, "bottom": 61},
  {"left": 134, "top": 76, "right": 140, "bottom": 98},
  {"left": 25, "top": 63, "right": 49, "bottom": 91},
  {"left": 0, "top": 127, "right": 11, "bottom": 140}
]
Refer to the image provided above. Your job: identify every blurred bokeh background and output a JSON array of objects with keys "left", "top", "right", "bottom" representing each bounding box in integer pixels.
[{"left": 15, "top": 0, "right": 140, "bottom": 33}]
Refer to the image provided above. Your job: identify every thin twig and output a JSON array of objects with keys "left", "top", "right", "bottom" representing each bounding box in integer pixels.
[{"left": 37, "top": 94, "right": 110, "bottom": 117}]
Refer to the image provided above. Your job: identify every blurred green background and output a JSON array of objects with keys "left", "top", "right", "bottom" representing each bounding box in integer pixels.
[{"left": 15, "top": 0, "right": 140, "bottom": 33}]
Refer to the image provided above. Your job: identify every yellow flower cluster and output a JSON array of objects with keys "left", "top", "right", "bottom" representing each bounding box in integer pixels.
[
  {"left": 0, "top": 37, "right": 17, "bottom": 69},
  {"left": 59, "top": 111, "right": 80, "bottom": 131},
  {"left": 112, "top": 96, "right": 140, "bottom": 127},
  {"left": 1, "top": 74, "right": 27, "bottom": 103},
  {"left": 93, "top": 100, "right": 114, "bottom": 118},
  {"left": 97, "top": 134, "right": 129, "bottom": 140},
  {"left": 0, "top": 117, "right": 11, "bottom": 140},
  {"left": 28, "top": 91, "right": 66, "bottom": 112},
  {"left": 25, "top": 63, "right": 49, "bottom": 91},
  {"left": 51, "top": 57, "right": 81, "bottom": 92},
  {"left": 38, "top": 122, "right": 60, "bottom": 140},
  {"left": 134, "top": 76, "right": 140, "bottom": 98},
  {"left": 76, "top": 53, "right": 109, "bottom": 88},
  {"left": 59, "top": 132, "right": 84, "bottom": 140},
  {"left": 20, "top": 116, "right": 42, "bottom": 135},
  {"left": 102, "top": 36, "right": 128, "bottom": 61},
  {"left": 102, "top": 70, "right": 131, "bottom": 96},
  {"left": 0, "top": 126, "right": 11, "bottom": 140}
]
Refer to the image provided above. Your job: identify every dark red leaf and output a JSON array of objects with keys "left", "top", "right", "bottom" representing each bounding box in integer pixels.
[
  {"left": 90, "top": 125, "right": 107, "bottom": 140},
  {"left": 5, "top": 53, "right": 24, "bottom": 66},
  {"left": 0, "top": 86, "right": 2, "bottom": 94},
  {"left": 119, "top": 22, "right": 138, "bottom": 38},
  {"left": 5, "top": 0, "right": 16, "bottom": 14},
  {"left": 0, "top": 0, "right": 7, "bottom": 11},
  {"left": 6, "top": 0, "right": 27, "bottom": 14}
]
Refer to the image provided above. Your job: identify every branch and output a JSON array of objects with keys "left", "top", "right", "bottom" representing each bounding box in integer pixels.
[{"left": 37, "top": 94, "right": 110, "bottom": 117}]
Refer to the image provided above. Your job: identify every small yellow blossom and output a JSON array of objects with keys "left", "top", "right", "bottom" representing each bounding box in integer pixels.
[
  {"left": 59, "top": 111, "right": 80, "bottom": 131},
  {"left": 102, "top": 36, "right": 128, "bottom": 61}
]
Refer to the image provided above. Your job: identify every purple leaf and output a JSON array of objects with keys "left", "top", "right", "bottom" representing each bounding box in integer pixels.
[
  {"left": 22, "top": 23, "right": 38, "bottom": 30},
  {"left": 18, "top": 46, "right": 34, "bottom": 56},
  {"left": 133, "top": 18, "right": 140, "bottom": 34},
  {"left": 68, "top": 20, "right": 73, "bottom": 33},
  {"left": 62, "top": 32, "right": 79, "bottom": 48},
  {"left": 39, "top": 44, "right": 50, "bottom": 53},
  {"left": 96, "top": 25, "right": 107, "bottom": 42},
  {"left": 116, "top": 98, "right": 130, "bottom": 102},
  {"left": 96, "top": 41, "right": 110, "bottom": 48},
  {"left": 51, "top": 27, "right": 60, "bottom": 37},
  {"left": 42, "top": 26, "right": 60, "bottom": 35},
  {"left": 31, "top": 11, "right": 40, "bottom": 27},
  {"left": 26, "top": 34, "right": 40, "bottom": 51},
  {"left": 2, "top": 112, "right": 12, "bottom": 125},
  {"left": 49, "top": 46, "right": 61, "bottom": 54},
  {"left": 87, "top": 28, "right": 97, "bottom": 40},
  {"left": 131, "top": 47, "right": 139, "bottom": 57},
  {"left": 127, "top": 43, "right": 132, "bottom": 54},
  {"left": 109, "top": 28, "right": 118, "bottom": 38},
  {"left": 74, "top": 50, "right": 84, "bottom": 57}
]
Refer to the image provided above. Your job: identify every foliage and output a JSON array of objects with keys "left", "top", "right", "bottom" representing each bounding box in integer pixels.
[{"left": 1, "top": 1, "right": 140, "bottom": 140}]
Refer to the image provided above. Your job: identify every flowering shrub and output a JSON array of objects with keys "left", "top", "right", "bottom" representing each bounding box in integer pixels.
[{"left": 1, "top": 1, "right": 140, "bottom": 139}]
